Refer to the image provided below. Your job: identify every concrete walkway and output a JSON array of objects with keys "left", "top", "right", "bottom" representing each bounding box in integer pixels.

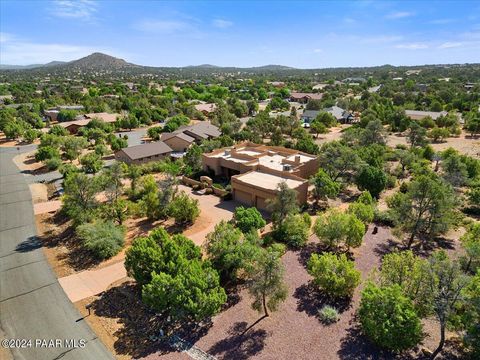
[
  {"left": 33, "top": 200, "right": 62, "bottom": 214},
  {"left": 0, "top": 147, "right": 113, "bottom": 360},
  {"left": 59, "top": 262, "right": 127, "bottom": 303}
]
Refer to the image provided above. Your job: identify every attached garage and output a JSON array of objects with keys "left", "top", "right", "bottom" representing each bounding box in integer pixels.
[
  {"left": 255, "top": 196, "right": 268, "bottom": 211},
  {"left": 233, "top": 189, "right": 253, "bottom": 206}
]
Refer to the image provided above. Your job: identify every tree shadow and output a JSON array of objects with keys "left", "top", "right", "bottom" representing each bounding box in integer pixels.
[
  {"left": 207, "top": 320, "right": 268, "bottom": 360},
  {"left": 15, "top": 236, "right": 42, "bottom": 252},
  {"left": 89, "top": 282, "right": 171, "bottom": 358},
  {"left": 411, "top": 236, "right": 456, "bottom": 257},
  {"left": 298, "top": 241, "right": 323, "bottom": 268},
  {"left": 38, "top": 215, "right": 103, "bottom": 271},
  {"left": 338, "top": 324, "right": 398, "bottom": 360},
  {"left": 294, "top": 282, "right": 352, "bottom": 320},
  {"left": 373, "top": 237, "right": 400, "bottom": 257}
]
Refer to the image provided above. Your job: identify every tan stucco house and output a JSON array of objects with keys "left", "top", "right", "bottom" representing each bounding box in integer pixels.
[{"left": 202, "top": 142, "right": 319, "bottom": 210}]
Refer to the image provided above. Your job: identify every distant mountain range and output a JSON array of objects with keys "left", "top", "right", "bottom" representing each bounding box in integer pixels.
[
  {"left": 0, "top": 52, "right": 477, "bottom": 75},
  {"left": 0, "top": 52, "right": 295, "bottom": 72}
]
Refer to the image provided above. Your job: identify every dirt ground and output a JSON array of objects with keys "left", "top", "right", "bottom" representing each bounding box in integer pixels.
[
  {"left": 12, "top": 150, "right": 44, "bottom": 171},
  {"left": 387, "top": 131, "right": 480, "bottom": 158},
  {"left": 29, "top": 183, "right": 48, "bottom": 203}
]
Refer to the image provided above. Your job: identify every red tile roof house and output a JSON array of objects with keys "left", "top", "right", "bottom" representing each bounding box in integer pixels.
[{"left": 289, "top": 92, "right": 324, "bottom": 104}]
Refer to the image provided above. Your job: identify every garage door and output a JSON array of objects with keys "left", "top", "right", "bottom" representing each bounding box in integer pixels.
[
  {"left": 234, "top": 189, "right": 252, "bottom": 205},
  {"left": 256, "top": 197, "right": 268, "bottom": 211}
]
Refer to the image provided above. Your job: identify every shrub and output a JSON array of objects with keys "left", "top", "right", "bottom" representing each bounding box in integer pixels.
[
  {"left": 356, "top": 165, "right": 387, "bottom": 198},
  {"left": 348, "top": 202, "right": 374, "bottom": 225},
  {"left": 45, "top": 157, "right": 62, "bottom": 171},
  {"left": 168, "top": 191, "right": 200, "bottom": 224},
  {"left": 318, "top": 305, "right": 339, "bottom": 324},
  {"left": 79, "top": 153, "right": 103, "bottom": 174},
  {"left": 35, "top": 146, "right": 60, "bottom": 162},
  {"left": 274, "top": 213, "right": 310, "bottom": 248},
  {"left": 233, "top": 206, "right": 266, "bottom": 233},
  {"left": 76, "top": 221, "right": 125, "bottom": 259},
  {"left": 307, "top": 252, "right": 361, "bottom": 298},
  {"left": 359, "top": 283, "right": 423, "bottom": 352},
  {"left": 373, "top": 209, "right": 395, "bottom": 226}
]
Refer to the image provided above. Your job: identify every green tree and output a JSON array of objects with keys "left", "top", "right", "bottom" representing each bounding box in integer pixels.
[
  {"left": 347, "top": 201, "right": 374, "bottom": 225},
  {"left": 311, "top": 169, "right": 340, "bottom": 204},
  {"left": 267, "top": 181, "right": 299, "bottom": 228},
  {"left": 359, "top": 283, "right": 423, "bottom": 352},
  {"left": 61, "top": 172, "right": 102, "bottom": 225},
  {"left": 314, "top": 210, "right": 365, "bottom": 251},
  {"left": 465, "top": 112, "right": 480, "bottom": 137},
  {"left": 379, "top": 250, "right": 433, "bottom": 316},
  {"left": 462, "top": 270, "right": 480, "bottom": 358},
  {"left": 35, "top": 146, "right": 60, "bottom": 162},
  {"left": 76, "top": 221, "right": 125, "bottom": 259},
  {"left": 308, "top": 252, "right": 360, "bottom": 298},
  {"left": 124, "top": 228, "right": 201, "bottom": 286},
  {"left": 142, "top": 258, "right": 226, "bottom": 321},
  {"left": 205, "top": 220, "right": 261, "bottom": 282},
  {"left": 247, "top": 246, "right": 288, "bottom": 317},
  {"left": 62, "top": 136, "right": 88, "bottom": 161},
  {"left": 274, "top": 213, "right": 311, "bottom": 248},
  {"left": 79, "top": 153, "right": 103, "bottom": 174},
  {"left": 319, "top": 141, "right": 362, "bottom": 182},
  {"left": 184, "top": 144, "right": 203, "bottom": 175},
  {"left": 460, "top": 223, "right": 480, "bottom": 274},
  {"left": 355, "top": 165, "right": 387, "bottom": 198},
  {"left": 3, "top": 121, "right": 24, "bottom": 140},
  {"left": 310, "top": 119, "right": 328, "bottom": 138},
  {"left": 427, "top": 251, "right": 471, "bottom": 359},
  {"left": 233, "top": 206, "right": 266, "bottom": 234},
  {"left": 168, "top": 191, "right": 200, "bottom": 224},
  {"left": 387, "top": 175, "right": 456, "bottom": 248},
  {"left": 23, "top": 128, "right": 40, "bottom": 143},
  {"left": 360, "top": 119, "right": 386, "bottom": 146},
  {"left": 407, "top": 121, "right": 427, "bottom": 148},
  {"left": 428, "top": 127, "right": 450, "bottom": 142}
]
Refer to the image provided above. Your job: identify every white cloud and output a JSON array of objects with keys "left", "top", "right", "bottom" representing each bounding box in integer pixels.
[
  {"left": 313, "top": 48, "right": 323, "bottom": 53},
  {"left": 0, "top": 32, "right": 14, "bottom": 43},
  {"left": 134, "top": 19, "right": 190, "bottom": 33},
  {"left": 395, "top": 42, "right": 428, "bottom": 49},
  {"left": 0, "top": 34, "right": 122, "bottom": 65},
  {"left": 212, "top": 19, "right": 233, "bottom": 28},
  {"left": 428, "top": 18, "right": 456, "bottom": 25},
  {"left": 386, "top": 11, "right": 415, "bottom": 19},
  {"left": 438, "top": 42, "right": 463, "bottom": 49},
  {"left": 361, "top": 35, "right": 403, "bottom": 44},
  {"left": 50, "top": 0, "right": 98, "bottom": 20}
]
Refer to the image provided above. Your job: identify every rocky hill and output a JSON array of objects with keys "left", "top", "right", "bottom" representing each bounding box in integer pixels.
[{"left": 64, "top": 53, "right": 136, "bottom": 70}]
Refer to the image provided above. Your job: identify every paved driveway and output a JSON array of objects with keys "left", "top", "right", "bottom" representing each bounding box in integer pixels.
[{"left": 0, "top": 147, "right": 113, "bottom": 360}]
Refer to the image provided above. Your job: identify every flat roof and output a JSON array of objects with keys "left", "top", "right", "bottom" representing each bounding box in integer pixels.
[
  {"left": 235, "top": 171, "right": 305, "bottom": 191},
  {"left": 258, "top": 154, "right": 288, "bottom": 171}
]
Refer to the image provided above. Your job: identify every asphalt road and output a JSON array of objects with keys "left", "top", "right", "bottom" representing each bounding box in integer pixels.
[{"left": 0, "top": 147, "right": 114, "bottom": 360}]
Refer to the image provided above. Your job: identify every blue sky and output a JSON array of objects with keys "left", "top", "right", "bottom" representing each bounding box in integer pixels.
[{"left": 1, "top": 0, "right": 479, "bottom": 67}]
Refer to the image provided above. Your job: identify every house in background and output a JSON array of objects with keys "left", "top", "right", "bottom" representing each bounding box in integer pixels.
[
  {"left": 324, "top": 106, "right": 354, "bottom": 123},
  {"left": 202, "top": 142, "right": 319, "bottom": 210},
  {"left": 57, "top": 112, "right": 120, "bottom": 134},
  {"left": 290, "top": 92, "right": 324, "bottom": 104},
  {"left": 405, "top": 110, "right": 448, "bottom": 121},
  {"left": 194, "top": 103, "right": 217, "bottom": 116},
  {"left": 300, "top": 110, "right": 320, "bottom": 127},
  {"left": 115, "top": 141, "right": 173, "bottom": 164},
  {"left": 160, "top": 122, "right": 221, "bottom": 152}
]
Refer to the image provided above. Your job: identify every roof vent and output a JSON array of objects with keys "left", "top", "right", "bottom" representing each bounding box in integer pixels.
[{"left": 283, "top": 164, "right": 293, "bottom": 171}]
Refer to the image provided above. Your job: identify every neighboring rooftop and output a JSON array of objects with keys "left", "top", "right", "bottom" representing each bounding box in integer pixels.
[
  {"left": 405, "top": 110, "right": 448, "bottom": 120},
  {"left": 119, "top": 141, "right": 172, "bottom": 160},
  {"left": 234, "top": 170, "right": 305, "bottom": 191}
]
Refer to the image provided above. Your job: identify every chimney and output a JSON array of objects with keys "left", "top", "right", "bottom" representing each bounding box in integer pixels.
[{"left": 295, "top": 155, "right": 301, "bottom": 164}]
